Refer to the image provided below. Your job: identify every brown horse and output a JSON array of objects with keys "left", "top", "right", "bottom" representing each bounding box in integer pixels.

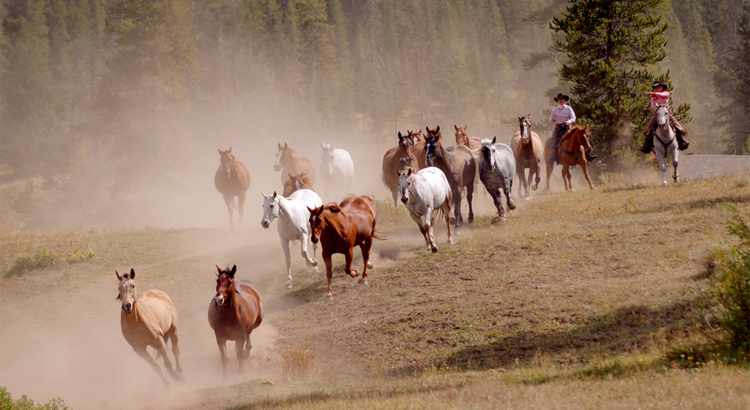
[
  {"left": 424, "top": 126, "right": 476, "bottom": 234},
  {"left": 274, "top": 142, "right": 317, "bottom": 187},
  {"left": 282, "top": 172, "right": 314, "bottom": 197},
  {"left": 308, "top": 196, "right": 380, "bottom": 299},
  {"left": 208, "top": 264, "right": 264, "bottom": 376},
  {"left": 411, "top": 129, "right": 428, "bottom": 169},
  {"left": 116, "top": 269, "right": 183, "bottom": 387},
  {"left": 454, "top": 124, "right": 482, "bottom": 150},
  {"left": 509, "top": 115, "right": 543, "bottom": 200},
  {"left": 544, "top": 125, "right": 596, "bottom": 192},
  {"left": 215, "top": 148, "right": 252, "bottom": 230},
  {"left": 382, "top": 131, "right": 418, "bottom": 206}
]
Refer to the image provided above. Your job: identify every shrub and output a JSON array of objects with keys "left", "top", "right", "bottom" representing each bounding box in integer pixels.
[
  {"left": 7, "top": 249, "right": 57, "bottom": 277},
  {"left": 280, "top": 347, "right": 315, "bottom": 380},
  {"left": 66, "top": 249, "right": 95, "bottom": 264},
  {"left": 0, "top": 386, "right": 69, "bottom": 410},
  {"left": 371, "top": 197, "right": 411, "bottom": 227},
  {"left": 700, "top": 207, "right": 750, "bottom": 354}
]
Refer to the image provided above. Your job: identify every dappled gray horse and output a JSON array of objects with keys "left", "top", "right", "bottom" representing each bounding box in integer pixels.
[
  {"left": 476, "top": 138, "right": 516, "bottom": 223},
  {"left": 653, "top": 104, "right": 680, "bottom": 186}
]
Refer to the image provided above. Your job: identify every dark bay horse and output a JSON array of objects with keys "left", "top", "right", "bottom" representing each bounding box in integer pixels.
[
  {"left": 282, "top": 172, "right": 314, "bottom": 197},
  {"left": 454, "top": 124, "right": 482, "bottom": 150},
  {"left": 308, "top": 196, "right": 380, "bottom": 299},
  {"left": 509, "top": 115, "right": 543, "bottom": 200},
  {"left": 274, "top": 142, "right": 317, "bottom": 187},
  {"left": 544, "top": 125, "right": 596, "bottom": 192},
  {"left": 424, "top": 126, "right": 476, "bottom": 234},
  {"left": 382, "top": 131, "right": 418, "bottom": 206},
  {"left": 208, "top": 265, "right": 264, "bottom": 376},
  {"left": 215, "top": 148, "right": 251, "bottom": 230}
]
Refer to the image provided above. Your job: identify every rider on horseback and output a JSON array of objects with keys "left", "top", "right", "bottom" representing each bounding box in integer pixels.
[
  {"left": 549, "top": 93, "right": 596, "bottom": 164},
  {"left": 640, "top": 81, "right": 689, "bottom": 153}
]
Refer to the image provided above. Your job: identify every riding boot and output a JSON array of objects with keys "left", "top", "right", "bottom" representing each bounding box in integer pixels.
[
  {"left": 585, "top": 151, "right": 597, "bottom": 162},
  {"left": 639, "top": 129, "right": 654, "bottom": 154},
  {"left": 676, "top": 129, "right": 689, "bottom": 151}
]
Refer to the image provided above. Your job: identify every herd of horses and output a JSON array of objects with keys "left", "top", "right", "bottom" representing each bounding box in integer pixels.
[{"left": 116, "top": 120, "right": 599, "bottom": 387}]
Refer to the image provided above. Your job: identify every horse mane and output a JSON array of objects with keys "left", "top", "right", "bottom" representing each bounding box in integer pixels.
[
  {"left": 473, "top": 139, "right": 495, "bottom": 160},
  {"left": 291, "top": 172, "right": 313, "bottom": 188}
]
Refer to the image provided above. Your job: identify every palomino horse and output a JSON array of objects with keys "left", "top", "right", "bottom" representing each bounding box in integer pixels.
[
  {"left": 509, "top": 115, "right": 543, "bottom": 200},
  {"left": 208, "top": 265, "right": 264, "bottom": 376},
  {"left": 215, "top": 148, "right": 251, "bottom": 230},
  {"left": 116, "top": 269, "right": 183, "bottom": 387},
  {"left": 274, "top": 142, "right": 317, "bottom": 187},
  {"left": 282, "top": 172, "right": 314, "bottom": 197},
  {"left": 424, "top": 126, "right": 476, "bottom": 234},
  {"left": 382, "top": 131, "right": 418, "bottom": 206},
  {"left": 308, "top": 196, "right": 380, "bottom": 299},
  {"left": 398, "top": 168, "right": 453, "bottom": 253},
  {"left": 261, "top": 189, "right": 322, "bottom": 288},
  {"left": 544, "top": 125, "right": 596, "bottom": 192},
  {"left": 653, "top": 104, "right": 680, "bottom": 186},
  {"left": 320, "top": 140, "right": 354, "bottom": 199},
  {"left": 476, "top": 138, "right": 517, "bottom": 223},
  {"left": 454, "top": 125, "right": 482, "bottom": 150}
]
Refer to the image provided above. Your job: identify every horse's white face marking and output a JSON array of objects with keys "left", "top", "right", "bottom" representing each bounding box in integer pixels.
[
  {"left": 261, "top": 195, "right": 280, "bottom": 228},
  {"left": 656, "top": 105, "right": 669, "bottom": 127},
  {"left": 274, "top": 149, "right": 284, "bottom": 171},
  {"left": 398, "top": 172, "right": 412, "bottom": 204},
  {"left": 118, "top": 277, "right": 136, "bottom": 314}
]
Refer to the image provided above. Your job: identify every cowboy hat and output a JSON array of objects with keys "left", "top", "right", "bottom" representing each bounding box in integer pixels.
[
  {"left": 553, "top": 93, "right": 570, "bottom": 102},
  {"left": 651, "top": 81, "right": 669, "bottom": 90}
]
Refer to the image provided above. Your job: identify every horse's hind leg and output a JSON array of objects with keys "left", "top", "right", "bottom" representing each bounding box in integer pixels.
[
  {"left": 359, "top": 236, "right": 373, "bottom": 283},
  {"left": 167, "top": 327, "right": 184, "bottom": 379},
  {"left": 409, "top": 211, "right": 431, "bottom": 252},
  {"left": 237, "top": 191, "right": 247, "bottom": 227},
  {"left": 443, "top": 201, "right": 453, "bottom": 244},
  {"left": 300, "top": 232, "right": 318, "bottom": 268},
  {"left": 390, "top": 187, "right": 399, "bottom": 207},
  {"left": 152, "top": 333, "right": 180, "bottom": 381},
  {"left": 544, "top": 161, "right": 553, "bottom": 192},
  {"left": 453, "top": 189, "right": 462, "bottom": 235},
  {"left": 503, "top": 176, "right": 516, "bottom": 211},
  {"left": 281, "top": 239, "right": 293, "bottom": 288},
  {"left": 466, "top": 182, "right": 475, "bottom": 223},
  {"left": 223, "top": 194, "right": 235, "bottom": 230},
  {"left": 134, "top": 345, "right": 170, "bottom": 387},
  {"left": 344, "top": 248, "right": 359, "bottom": 278},
  {"left": 423, "top": 207, "right": 438, "bottom": 253}
]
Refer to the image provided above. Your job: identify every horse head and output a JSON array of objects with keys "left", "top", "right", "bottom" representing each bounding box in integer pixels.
[
  {"left": 397, "top": 132, "right": 416, "bottom": 166},
  {"left": 214, "top": 265, "right": 236, "bottom": 307},
  {"left": 656, "top": 105, "right": 669, "bottom": 129},
  {"left": 321, "top": 140, "right": 336, "bottom": 176},
  {"left": 116, "top": 268, "right": 137, "bottom": 314},
  {"left": 454, "top": 124, "right": 469, "bottom": 146},
  {"left": 274, "top": 142, "right": 292, "bottom": 172},
  {"left": 218, "top": 148, "right": 235, "bottom": 178},
  {"left": 569, "top": 125, "right": 593, "bottom": 153},
  {"left": 260, "top": 191, "right": 280, "bottom": 228},
  {"left": 518, "top": 115, "right": 531, "bottom": 144},
  {"left": 478, "top": 137, "right": 498, "bottom": 168},
  {"left": 424, "top": 126, "right": 443, "bottom": 166},
  {"left": 307, "top": 205, "right": 327, "bottom": 244},
  {"left": 397, "top": 168, "right": 414, "bottom": 204}
]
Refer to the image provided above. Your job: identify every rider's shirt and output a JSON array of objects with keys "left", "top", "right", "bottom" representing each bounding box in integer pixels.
[
  {"left": 550, "top": 104, "right": 576, "bottom": 126},
  {"left": 650, "top": 91, "right": 670, "bottom": 111}
]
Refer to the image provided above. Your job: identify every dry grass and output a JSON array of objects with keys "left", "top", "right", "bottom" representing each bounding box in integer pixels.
[{"left": 280, "top": 347, "right": 316, "bottom": 380}]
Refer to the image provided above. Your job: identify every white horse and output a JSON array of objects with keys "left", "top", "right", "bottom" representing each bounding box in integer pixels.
[
  {"left": 320, "top": 140, "right": 354, "bottom": 200},
  {"left": 653, "top": 104, "right": 680, "bottom": 186},
  {"left": 476, "top": 138, "right": 516, "bottom": 223},
  {"left": 261, "top": 189, "right": 322, "bottom": 288},
  {"left": 397, "top": 167, "right": 453, "bottom": 253}
]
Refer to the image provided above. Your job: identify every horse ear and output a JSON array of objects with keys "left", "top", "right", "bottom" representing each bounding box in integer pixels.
[
  {"left": 262, "top": 192, "right": 270, "bottom": 199},
  {"left": 116, "top": 271, "right": 123, "bottom": 281},
  {"left": 130, "top": 268, "right": 135, "bottom": 279},
  {"left": 216, "top": 265, "right": 222, "bottom": 275},
  {"left": 278, "top": 143, "right": 282, "bottom": 150},
  {"left": 436, "top": 125, "right": 440, "bottom": 133},
  {"left": 321, "top": 140, "right": 326, "bottom": 150},
  {"left": 407, "top": 168, "right": 412, "bottom": 176},
  {"left": 228, "top": 147, "right": 232, "bottom": 153},
  {"left": 454, "top": 124, "right": 459, "bottom": 130},
  {"left": 584, "top": 124, "right": 589, "bottom": 131},
  {"left": 517, "top": 116, "right": 522, "bottom": 121},
  {"left": 230, "top": 265, "right": 236, "bottom": 277},
  {"left": 398, "top": 131, "right": 403, "bottom": 139},
  {"left": 527, "top": 114, "right": 531, "bottom": 119},
  {"left": 284, "top": 142, "right": 288, "bottom": 149},
  {"left": 218, "top": 148, "right": 222, "bottom": 155},
  {"left": 492, "top": 136, "right": 497, "bottom": 144},
  {"left": 272, "top": 191, "right": 278, "bottom": 199},
  {"left": 464, "top": 124, "right": 467, "bottom": 129},
  {"left": 329, "top": 205, "right": 341, "bottom": 213},
  {"left": 288, "top": 173, "right": 294, "bottom": 180}
]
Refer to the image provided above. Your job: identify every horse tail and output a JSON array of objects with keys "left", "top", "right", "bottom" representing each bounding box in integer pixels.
[
  {"left": 372, "top": 227, "right": 386, "bottom": 241},
  {"left": 381, "top": 172, "right": 389, "bottom": 189}
]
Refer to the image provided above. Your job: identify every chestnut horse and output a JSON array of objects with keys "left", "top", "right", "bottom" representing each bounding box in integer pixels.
[
  {"left": 454, "top": 124, "right": 482, "bottom": 150},
  {"left": 424, "top": 126, "right": 476, "bottom": 234},
  {"left": 208, "top": 264, "right": 264, "bottom": 376},
  {"left": 116, "top": 269, "right": 183, "bottom": 387},
  {"left": 411, "top": 129, "right": 428, "bottom": 170},
  {"left": 274, "top": 142, "right": 317, "bottom": 187},
  {"left": 308, "top": 196, "right": 380, "bottom": 299},
  {"left": 382, "top": 131, "right": 418, "bottom": 206},
  {"left": 509, "top": 115, "right": 543, "bottom": 200},
  {"left": 282, "top": 172, "right": 314, "bottom": 197},
  {"left": 215, "top": 148, "right": 251, "bottom": 230},
  {"left": 544, "top": 125, "right": 596, "bottom": 192}
]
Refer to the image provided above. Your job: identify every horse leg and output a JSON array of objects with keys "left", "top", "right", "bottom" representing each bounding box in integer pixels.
[
  {"left": 409, "top": 211, "right": 431, "bottom": 252},
  {"left": 300, "top": 232, "right": 318, "bottom": 268},
  {"left": 390, "top": 187, "right": 399, "bottom": 207},
  {"left": 655, "top": 150, "right": 668, "bottom": 186},
  {"left": 443, "top": 200, "right": 453, "bottom": 245},
  {"left": 223, "top": 193, "right": 235, "bottom": 230},
  {"left": 453, "top": 188, "right": 462, "bottom": 235},
  {"left": 215, "top": 337, "right": 229, "bottom": 377},
  {"left": 237, "top": 191, "right": 247, "bottom": 228},
  {"left": 520, "top": 166, "right": 529, "bottom": 200},
  {"left": 244, "top": 331, "right": 253, "bottom": 359},
  {"left": 561, "top": 166, "right": 570, "bottom": 192},
  {"left": 236, "top": 338, "right": 245, "bottom": 373},
  {"left": 544, "top": 160, "right": 553, "bottom": 192},
  {"left": 466, "top": 183, "right": 475, "bottom": 223},
  {"left": 581, "top": 160, "right": 596, "bottom": 190},
  {"left": 672, "top": 149, "right": 679, "bottom": 183},
  {"left": 491, "top": 190, "right": 506, "bottom": 223},
  {"left": 152, "top": 333, "right": 179, "bottom": 381},
  {"left": 323, "top": 250, "right": 334, "bottom": 299},
  {"left": 168, "top": 327, "right": 183, "bottom": 380},
  {"left": 281, "top": 238, "right": 293, "bottom": 288},
  {"left": 503, "top": 176, "right": 516, "bottom": 212},
  {"left": 425, "top": 206, "right": 438, "bottom": 253},
  {"left": 359, "top": 236, "right": 373, "bottom": 283},
  {"left": 133, "top": 345, "right": 170, "bottom": 387},
  {"left": 532, "top": 163, "right": 540, "bottom": 191},
  {"left": 344, "top": 247, "right": 359, "bottom": 278}
]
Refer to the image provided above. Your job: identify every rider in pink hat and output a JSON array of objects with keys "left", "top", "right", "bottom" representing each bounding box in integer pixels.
[{"left": 640, "top": 81, "right": 689, "bottom": 153}]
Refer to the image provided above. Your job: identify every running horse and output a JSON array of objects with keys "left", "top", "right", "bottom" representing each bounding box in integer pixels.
[
  {"left": 411, "top": 130, "right": 427, "bottom": 170},
  {"left": 282, "top": 172, "right": 315, "bottom": 197},
  {"left": 308, "top": 196, "right": 380, "bottom": 299},
  {"left": 274, "top": 142, "right": 317, "bottom": 187},
  {"left": 543, "top": 125, "right": 596, "bottom": 192},
  {"left": 382, "top": 131, "right": 418, "bottom": 206},
  {"left": 454, "top": 124, "right": 482, "bottom": 150},
  {"left": 509, "top": 115, "right": 543, "bottom": 200},
  {"left": 116, "top": 269, "right": 183, "bottom": 387},
  {"left": 424, "top": 126, "right": 476, "bottom": 234},
  {"left": 215, "top": 148, "right": 251, "bottom": 230},
  {"left": 652, "top": 104, "right": 680, "bottom": 186},
  {"left": 208, "top": 265, "right": 264, "bottom": 376}
]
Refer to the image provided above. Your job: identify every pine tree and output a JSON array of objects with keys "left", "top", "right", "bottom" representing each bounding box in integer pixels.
[
  {"left": 714, "top": 0, "right": 750, "bottom": 154},
  {"left": 549, "top": 0, "right": 690, "bottom": 151}
]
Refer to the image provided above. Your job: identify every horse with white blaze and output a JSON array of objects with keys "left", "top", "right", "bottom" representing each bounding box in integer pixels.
[
  {"left": 320, "top": 140, "right": 354, "bottom": 199},
  {"left": 260, "top": 189, "right": 323, "bottom": 288},
  {"left": 398, "top": 167, "right": 453, "bottom": 253},
  {"left": 476, "top": 137, "right": 517, "bottom": 223}
]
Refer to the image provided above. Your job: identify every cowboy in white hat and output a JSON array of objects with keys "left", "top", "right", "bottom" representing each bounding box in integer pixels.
[{"left": 640, "top": 81, "right": 689, "bottom": 153}]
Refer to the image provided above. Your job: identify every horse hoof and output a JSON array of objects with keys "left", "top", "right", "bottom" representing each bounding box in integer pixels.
[
  {"left": 359, "top": 279, "right": 369, "bottom": 285},
  {"left": 662, "top": 181, "right": 668, "bottom": 187},
  {"left": 350, "top": 270, "right": 359, "bottom": 278},
  {"left": 508, "top": 202, "right": 517, "bottom": 210},
  {"left": 309, "top": 259, "right": 319, "bottom": 267},
  {"left": 285, "top": 282, "right": 293, "bottom": 289},
  {"left": 532, "top": 185, "right": 538, "bottom": 191},
  {"left": 431, "top": 246, "right": 438, "bottom": 253},
  {"left": 326, "top": 294, "right": 334, "bottom": 301},
  {"left": 525, "top": 197, "right": 530, "bottom": 201},
  {"left": 447, "top": 238, "right": 453, "bottom": 245},
  {"left": 367, "top": 261, "right": 373, "bottom": 269},
  {"left": 491, "top": 216, "right": 506, "bottom": 224}
]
